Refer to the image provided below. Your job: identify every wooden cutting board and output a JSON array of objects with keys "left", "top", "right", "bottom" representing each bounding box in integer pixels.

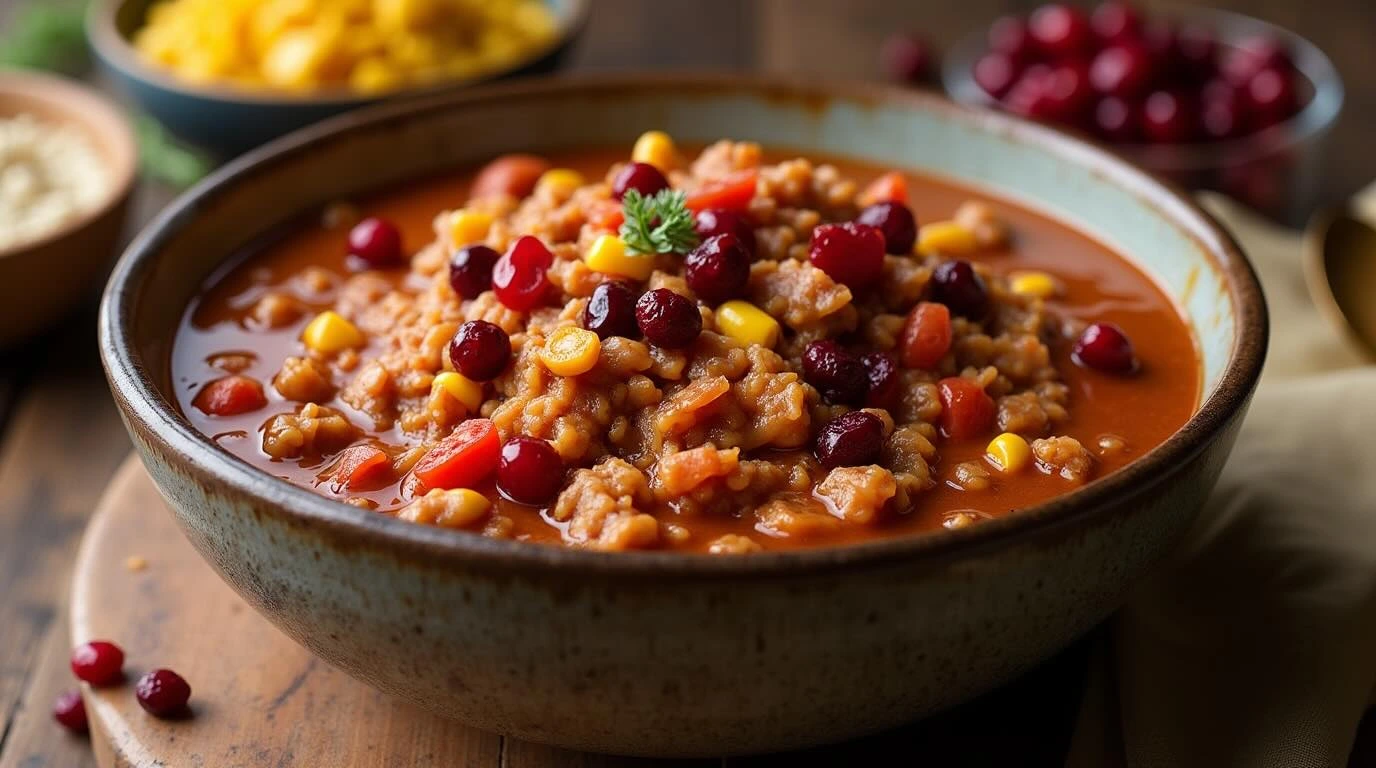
[{"left": 68, "top": 457, "right": 1086, "bottom": 767}]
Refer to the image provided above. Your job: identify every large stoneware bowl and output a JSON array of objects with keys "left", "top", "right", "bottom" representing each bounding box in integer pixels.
[{"left": 99, "top": 75, "right": 1266, "bottom": 757}]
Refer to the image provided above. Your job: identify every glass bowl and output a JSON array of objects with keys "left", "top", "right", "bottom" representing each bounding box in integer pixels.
[{"left": 942, "top": 6, "right": 1343, "bottom": 226}]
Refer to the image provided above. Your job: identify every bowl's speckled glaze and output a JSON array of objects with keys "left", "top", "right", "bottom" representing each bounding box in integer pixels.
[{"left": 99, "top": 75, "right": 1266, "bottom": 757}]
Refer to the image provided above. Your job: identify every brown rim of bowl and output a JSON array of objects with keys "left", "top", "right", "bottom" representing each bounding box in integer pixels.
[
  {"left": 0, "top": 70, "right": 137, "bottom": 261},
  {"left": 85, "top": 0, "right": 590, "bottom": 107},
  {"left": 99, "top": 73, "right": 1269, "bottom": 580}
]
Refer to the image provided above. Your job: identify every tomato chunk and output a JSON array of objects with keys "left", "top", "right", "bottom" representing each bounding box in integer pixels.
[
  {"left": 412, "top": 419, "right": 500, "bottom": 492},
  {"left": 470, "top": 155, "right": 550, "bottom": 200},
  {"left": 937, "top": 377, "right": 996, "bottom": 440},
  {"left": 333, "top": 445, "right": 391, "bottom": 491},
  {"left": 685, "top": 171, "right": 757, "bottom": 213},
  {"left": 860, "top": 171, "right": 909, "bottom": 206},
  {"left": 193, "top": 375, "right": 267, "bottom": 417},
  {"left": 587, "top": 199, "right": 625, "bottom": 231},
  {"left": 899, "top": 302, "right": 952, "bottom": 369}
]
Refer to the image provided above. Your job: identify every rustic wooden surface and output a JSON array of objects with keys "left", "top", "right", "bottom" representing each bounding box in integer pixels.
[{"left": 0, "top": 0, "right": 1373, "bottom": 766}]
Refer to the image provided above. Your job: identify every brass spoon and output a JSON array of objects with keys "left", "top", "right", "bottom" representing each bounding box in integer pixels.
[{"left": 1304, "top": 208, "right": 1376, "bottom": 362}]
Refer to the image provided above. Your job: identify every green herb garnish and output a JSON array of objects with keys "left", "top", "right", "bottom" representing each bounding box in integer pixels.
[
  {"left": 0, "top": 2, "right": 89, "bottom": 74},
  {"left": 619, "top": 188, "right": 700, "bottom": 255},
  {"left": 134, "top": 115, "right": 213, "bottom": 189}
]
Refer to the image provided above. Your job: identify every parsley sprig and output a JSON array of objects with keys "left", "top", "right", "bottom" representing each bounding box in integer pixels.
[{"left": 618, "top": 188, "right": 700, "bottom": 255}]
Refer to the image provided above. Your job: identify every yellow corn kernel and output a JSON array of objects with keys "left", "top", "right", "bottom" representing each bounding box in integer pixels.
[
  {"left": 435, "top": 488, "right": 492, "bottom": 529},
  {"left": 431, "top": 371, "right": 484, "bottom": 412},
  {"left": 583, "top": 234, "right": 654, "bottom": 281},
  {"left": 714, "top": 300, "right": 781, "bottom": 349},
  {"left": 535, "top": 168, "right": 584, "bottom": 199},
  {"left": 302, "top": 311, "right": 365, "bottom": 354},
  {"left": 448, "top": 209, "right": 493, "bottom": 247},
  {"left": 1008, "top": 270, "right": 1060, "bottom": 299},
  {"left": 917, "top": 221, "right": 979, "bottom": 256},
  {"left": 539, "top": 326, "right": 602, "bottom": 377},
  {"left": 631, "top": 130, "right": 679, "bottom": 172},
  {"left": 985, "top": 432, "right": 1032, "bottom": 473}
]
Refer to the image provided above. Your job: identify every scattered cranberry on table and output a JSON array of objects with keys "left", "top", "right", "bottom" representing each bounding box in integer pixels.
[
  {"left": 448, "top": 320, "right": 512, "bottom": 381},
  {"left": 802, "top": 340, "right": 869, "bottom": 407},
  {"left": 611, "top": 161, "right": 670, "bottom": 201},
  {"left": 135, "top": 669, "right": 192, "bottom": 718},
  {"left": 635, "top": 288, "right": 702, "bottom": 349},
  {"left": 856, "top": 201, "right": 917, "bottom": 255},
  {"left": 491, "top": 235, "right": 553, "bottom": 311},
  {"left": 1073, "top": 322, "right": 1139, "bottom": 373},
  {"left": 70, "top": 640, "right": 124, "bottom": 686},
  {"left": 347, "top": 216, "right": 403, "bottom": 268},
  {"left": 809, "top": 222, "right": 885, "bottom": 289},
  {"left": 497, "top": 437, "right": 565, "bottom": 505},
  {"left": 684, "top": 233, "right": 752, "bottom": 305},
  {"left": 582, "top": 280, "right": 641, "bottom": 340},
  {"left": 814, "top": 411, "right": 884, "bottom": 469},
  {"left": 52, "top": 690, "right": 88, "bottom": 733},
  {"left": 448, "top": 244, "right": 500, "bottom": 299}
]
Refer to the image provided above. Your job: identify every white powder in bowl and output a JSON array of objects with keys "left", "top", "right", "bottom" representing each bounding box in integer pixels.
[{"left": 0, "top": 113, "right": 113, "bottom": 250}]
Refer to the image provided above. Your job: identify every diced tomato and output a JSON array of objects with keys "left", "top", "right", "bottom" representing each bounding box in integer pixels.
[
  {"left": 685, "top": 171, "right": 757, "bottom": 212},
  {"left": 193, "top": 375, "right": 267, "bottom": 417},
  {"left": 412, "top": 418, "right": 500, "bottom": 492},
  {"left": 899, "top": 302, "right": 952, "bottom": 369},
  {"left": 587, "top": 199, "right": 625, "bottom": 231},
  {"left": 937, "top": 377, "right": 996, "bottom": 440},
  {"left": 333, "top": 445, "right": 391, "bottom": 491},
  {"left": 860, "top": 171, "right": 909, "bottom": 206},
  {"left": 470, "top": 154, "right": 550, "bottom": 200}
]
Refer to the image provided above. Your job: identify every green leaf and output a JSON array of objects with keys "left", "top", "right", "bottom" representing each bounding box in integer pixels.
[
  {"left": 134, "top": 115, "right": 213, "bottom": 189},
  {"left": 0, "top": 2, "right": 90, "bottom": 75},
  {"left": 618, "top": 188, "right": 700, "bottom": 256}
]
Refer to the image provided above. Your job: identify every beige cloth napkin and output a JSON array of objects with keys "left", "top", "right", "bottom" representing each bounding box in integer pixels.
[{"left": 1067, "top": 191, "right": 1376, "bottom": 768}]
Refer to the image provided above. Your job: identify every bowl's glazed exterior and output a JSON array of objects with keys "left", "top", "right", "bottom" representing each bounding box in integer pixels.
[{"left": 99, "top": 75, "right": 1266, "bottom": 757}]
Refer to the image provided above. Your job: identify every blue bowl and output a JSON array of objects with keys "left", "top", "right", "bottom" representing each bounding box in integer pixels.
[{"left": 87, "top": 0, "right": 588, "bottom": 157}]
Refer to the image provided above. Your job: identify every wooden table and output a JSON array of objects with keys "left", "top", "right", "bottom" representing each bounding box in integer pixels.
[{"left": 1, "top": 1, "right": 1373, "bottom": 765}]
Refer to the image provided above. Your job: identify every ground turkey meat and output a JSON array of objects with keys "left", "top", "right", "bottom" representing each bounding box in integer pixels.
[
  {"left": 551, "top": 458, "right": 660, "bottom": 550},
  {"left": 814, "top": 466, "right": 898, "bottom": 523},
  {"left": 1032, "top": 436, "right": 1095, "bottom": 483},
  {"left": 262, "top": 404, "right": 358, "bottom": 459}
]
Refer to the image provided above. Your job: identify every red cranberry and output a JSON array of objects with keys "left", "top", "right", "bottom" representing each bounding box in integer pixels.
[
  {"left": 53, "top": 690, "right": 88, "bottom": 733},
  {"left": 974, "top": 52, "right": 1020, "bottom": 100},
  {"left": 611, "top": 162, "right": 669, "bottom": 201},
  {"left": 809, "top": 222, "right": 885, "bottom": 289},
  {"left": 1090, "top": 2, "right": 1142, "bottom": 44},
  {"left": 497, "top": 437, "right": 565, "bottom": 505},
  {"left": 882, "top": 33, "right": 934, "bottom": 83},
  {"left": 1073, "top": 322, "right": 1138, "bottom": 373},
  {"left": 582, "top": 280, "right": 641, "bottom": 339},
  {"left": 635, "top": 288, "right": 702, "bottom": 349},
  {"left": 1003, "top": 64, "right": 1055, "bottom": 119},
  {"left": 1175, "top": 25, "right": 1218, "bottom": 79},
  {"left": 930, "top": 260, "right": 990, "bottom": 320},
  {"left": 1200, "top": 80, "right": 1247, "bottom": 140},
  {"left": 685, "top": 233, "right": 752, "bottom": 305},
  {"left": 1089, "top": 44, "right": 1155, "bottom": 97},
  {"left": 1142, "top": 21, "right": 1183, "bottom": 79},
  {"left": 694, "top": 208, "right": 756, "bottom": 255},
  {"left": 135, "top": 669, "right": 191, "bottom": 718},
  {"left": 1142, "top": 90, "right": 1197, "bottom": 143},
  {"left": 347, "top": 217, "right": 403, "bottom": 268},
  {"left": 1093, "top": 96, "right": 1142, "bottom": 142},
  {"left": 1028, "top": 4, "right": 1092, "bottom": 59},
  {"left": 856, "top": 202, "right": 917, "bottom": 255},
  {"left": 491, "top": 235, "right": 552, "bottom": 311},
  {"left": 70, "top": 641, "right": 123, "bottom": 686},
  {"left": 448, "top": 320, "right": 512, "bottom": 381},
  {"left": 448, "top": 244, "right": 499, "bottom": 299},
  {"left": 1244, "top": 68, "right": 1298, "bottom": 127},
  {"left": 802, "top": 341, "right": 869, "bottom": 406},
  {"left": 988, "top": 15, "right": 1033, "bottom": 61},
  {"left": 1223, "top": 36, "right": 1294, "bottom": 87},
  {"left": 1041, "top": 62, "right": 1094, "bottom": 123},
  {"left": 861, "top": 352, "right": 900, "bottom": 410},
  {"left": 814, "top": 411, "right": 884, "bottom": 469}
]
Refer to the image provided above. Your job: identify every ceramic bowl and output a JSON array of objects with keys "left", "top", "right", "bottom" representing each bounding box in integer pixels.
[
  {"left": 0, "top": 70, "right": 136, "bottom": 348},
  {"left": 86, "top": 0, "right": 589, "bottom": 157},
  {"left": 99, "top": 75, "right": 1267, "bottom": 757}
]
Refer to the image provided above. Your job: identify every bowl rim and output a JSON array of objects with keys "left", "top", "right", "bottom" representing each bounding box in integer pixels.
[
  {"left": 85, "top": 0, "right": 590, "bottom": 107},
  {"left": 99, "top": 72, "right": 1268, "bottom": 578},
  {"left": 0, "top": 69, "right": 138, "bottom": 260}
]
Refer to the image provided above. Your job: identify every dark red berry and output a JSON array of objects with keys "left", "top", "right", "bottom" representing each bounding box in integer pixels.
[
  {"left": 1243, "top": 68, "right": 1298, "bottom": 127},
  {"left": 449, "top": 320, "right": 512, "bottom": 381},
  {"left": 1142, "top": 90, "right": 1197, "bottom": 143},
  {"left": 684, "top": 233, "right": 752, "bottom": 305},
  {"left": 1073, "top": 322, "right": 1138, "bottom": 373},
  {"left": 70, "top": 641, "right": 123, "bottom": 686},
  {"left": 448, "top": 244, "right": 499, "bottom": 299},
  {"left": 881, "top": 33, "right": 934, "bottom": 84},
  {"left": 802, "top": 341, "right": 869, "bottom": 406},
  {"left": 1175, "top": 24, "right": 1218, "bottom": 79},
  {"left": 694, "top": 208, "right": 756, "bottom": 255},
  {"left": 1003, "top": 64, "right": 1055, "bottom": 119},
  {"left": 347, "top": 217, "right": 403, "bottom": 268},
  {"left": 611, "top": 162, "right": 669, "bottom": 201},
  {"left": 1201, "top": 81, "right": 1247, "bottom": 140},
  {"left": 1090, "top": 2, "right": 1142, "bottom": 44},
  {"left": 491, "top": 235, "right": 552, "bottom": 311},
  {"left": 1094, "top": 96, "right": 1142, "bottom": 142},
  {"left": 582, "top": 280, "right": 641, "bottom": 339},
  {"left": 1089, "top": 44, "right": 1155, "bottom": 97},
  {"left": 135, "top": 669, "right": 191, "bottom": 718},
  {"left": 497, "top": 437, "right": 565, "bottom": 505},
  {"left": 861, "top": 352, "right": 900, "bottom": 410},
  {"left": 635, "top": 288, "right": 702, "bottom": 349},
  {"left": 1222, "top": 36, "right": 1294, "bottom": 87},
  {"left": 1028, "top": 4, "right": 1092, "bottom": 59},
  {"left": 974, "top": 52, "right": 1020, "bottom": 100},
  {"left": 1040, "top": 62, "right": 1095, "bottom": 124},
  {"left": 988, "top": 15, "right": 1033, "bottom": 61},
  {"left": 856, "top": 202, "right": 917, "bottom": 255},
  {"left": 53, "top": 690, "right": 87, "bottom": 733},
  {"left": 809, "top": 222, "right": 885, "bottom": 289},
  {"left": 930, "top": 260, "right": 990, "bottom": 320},
  {"left": 814, "top": 411, "right": 884, "bottom": 469},
  {"left": 1142, "top": 21, "right": 1184, "bottom": 80}
]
